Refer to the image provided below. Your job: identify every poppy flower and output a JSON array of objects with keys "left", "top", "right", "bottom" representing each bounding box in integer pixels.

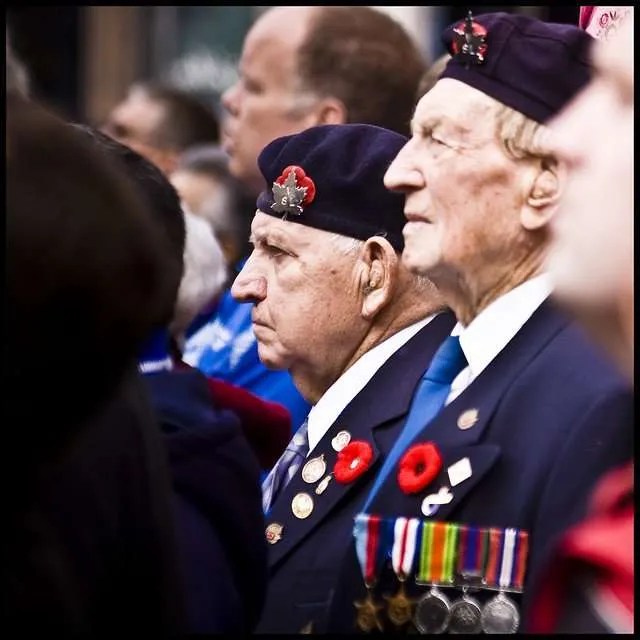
[
  {"left": 334, "top": 440, "right": 374, "bottom": 484},
  {"left": 397, "top": 442, "right": 443, "bottom": 494}
]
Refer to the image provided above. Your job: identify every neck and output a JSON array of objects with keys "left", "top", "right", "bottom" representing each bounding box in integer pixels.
[{"left": 440, "top": 248, "right": 545, "bottom": 327}]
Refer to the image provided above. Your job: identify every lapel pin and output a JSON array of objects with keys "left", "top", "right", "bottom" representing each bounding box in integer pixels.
[
  {"left": 315, "top": 474, "right": 333, "bottom": 495},
  {"left": 291, "top": 492, "right": 314, "bottom": 519},
  {"left": 331, "top": 429, "right": 352, "bottom": 452},
  {"left": 447, "top": 457, "right": 473, "bottom": 487},
  {"left": 421, "top": 486, "right": 454, "bottom": 517},
  {"left": 265, "top": 522, "right": 284, "bottom": 544},
  {"left": 457, "top": 408, "right": 479, "bottom": 430},
  {"left": 301, "top": 454, "right": 326, "bottom": 484}
]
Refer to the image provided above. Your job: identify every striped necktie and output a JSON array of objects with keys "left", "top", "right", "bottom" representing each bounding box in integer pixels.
[{"left": 262, "top": 418, "right": 310, "bottom": 514}]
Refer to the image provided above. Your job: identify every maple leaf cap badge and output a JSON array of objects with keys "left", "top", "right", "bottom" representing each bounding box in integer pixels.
[
  {"left": 451, "top": 10, "right": 488, "bottom": 67},
  {"left": 271, "top": 165, "right": 316, "bottom": 217}
]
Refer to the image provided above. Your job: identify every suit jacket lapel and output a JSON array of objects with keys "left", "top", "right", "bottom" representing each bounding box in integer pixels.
[
  {"left": 266, "top": 312, "right": 456, "bottom": 568},
  {"left": 376, "top": 300, "right": 571, "bottom": 518}
]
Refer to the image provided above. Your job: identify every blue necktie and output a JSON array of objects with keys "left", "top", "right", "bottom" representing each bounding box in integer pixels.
[
  {"left": 262, "top": 418, "right": 310, "bottom": 514},
  {"left": 362, "top": 335, "right": 467, "bottom": 511}
]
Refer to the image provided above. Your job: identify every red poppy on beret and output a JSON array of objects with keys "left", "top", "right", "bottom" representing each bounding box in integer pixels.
[{"left": 275, "top": 165, "right": 316, "bottom": 207}]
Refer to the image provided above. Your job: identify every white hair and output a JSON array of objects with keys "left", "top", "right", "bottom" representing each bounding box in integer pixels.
[{"left": 170, "top": 206, "right": 228, "bottom": 339}]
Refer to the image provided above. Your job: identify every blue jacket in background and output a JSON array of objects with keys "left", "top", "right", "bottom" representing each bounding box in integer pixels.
[{"left": 183, "top": 288, "right": 311, "bottom": 431}]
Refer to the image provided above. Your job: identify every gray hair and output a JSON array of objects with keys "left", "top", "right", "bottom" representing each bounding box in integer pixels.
[{"left": 495, "top": 103, "right": 555, "bottom": 162}]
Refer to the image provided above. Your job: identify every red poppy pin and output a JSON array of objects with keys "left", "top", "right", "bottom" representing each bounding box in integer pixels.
[
  {"left": 271, "top": 165, "right": 316, "bottom": 216},
  {"left": 334, "top": 440, "right": 374, "bottom": 484},
  {"left": 397, "top": 442, "right": 443, "bottom": 495},
  {"left": 451, "top": 11, "right": 488, "bottom": 67}
]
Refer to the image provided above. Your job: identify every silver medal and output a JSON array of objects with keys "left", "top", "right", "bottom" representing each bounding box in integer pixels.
[
  {"left": 448, "top": 589, "right": 482, "bottom": 634},
  {"left": 413, "top": 586, "right": 451, "bottom": 634},
  {"left": 481, "top": 592, "right": 520, "bottom": 634}
]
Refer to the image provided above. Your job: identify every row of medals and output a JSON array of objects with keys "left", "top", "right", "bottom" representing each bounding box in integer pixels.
[
  {"left": 290, "top": 430, "right": 352, "bottom": 519},
  {"left": 359, "top": 578, "right": 520, "bottom": 634}
]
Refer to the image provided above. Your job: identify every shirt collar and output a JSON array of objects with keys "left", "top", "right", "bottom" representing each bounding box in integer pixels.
[
  {"left": 306, "top": 314, "right": 437, "bottom": 453},
  {"left": 452, "top": 273, "right": 553, "bottom": 379}
]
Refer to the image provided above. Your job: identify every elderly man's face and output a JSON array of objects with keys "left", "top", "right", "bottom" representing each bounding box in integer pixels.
[
  {"left": 546, "top": 20, "right": 633, "bottom": 312},
  {"left": 384, "top": 79, "right": 527, "bottom": 289},
  {"left": 230, "top": 211, "right": 365, "bottom": 400}
]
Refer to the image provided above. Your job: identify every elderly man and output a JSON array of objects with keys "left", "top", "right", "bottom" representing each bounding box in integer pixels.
[
  {"left": 326, "top": 12, "right": 633, "bottom": 635},
  {"left": 184, "top": 5, "right": 428, "bottom": 434},
  {"left": 527, "top": 14, "right": 634, "bottom": 633},
  {"left": 231, "top": 123, "right": 453, "bottom": 633}
]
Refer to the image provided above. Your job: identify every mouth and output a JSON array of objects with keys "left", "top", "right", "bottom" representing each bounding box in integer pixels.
[
  {"left": 404, "top": 211, "right": 432, "bottom": 224},
  {"left": 221, "top": 129, "right": 234, "bottom": 155}
]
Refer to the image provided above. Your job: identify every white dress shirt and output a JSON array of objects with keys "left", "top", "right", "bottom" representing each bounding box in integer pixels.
[
  {"left": 306, "top": 315, "right": 438, "bottom": 454},
  {"left": 446, "top": 274, "right": 553, "bottom": 405}
]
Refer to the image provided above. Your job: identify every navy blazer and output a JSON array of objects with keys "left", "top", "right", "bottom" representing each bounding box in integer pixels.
[
  {"left": 143, "top": 368, "right": 267, "bottom": 634},
  {"left": 256, "top": 312, "right": 456, "bottom": 633},
  {"left": 326, "top": 299, "right": 633, "bottom": 633}
]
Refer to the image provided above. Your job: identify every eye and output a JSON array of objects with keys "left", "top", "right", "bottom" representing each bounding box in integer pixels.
[
  {"left": 428, "top": 131, "right": 447, "bottom": 147},
  {"left": 265, "top": 243, "right": 288, "bottom": 259}
]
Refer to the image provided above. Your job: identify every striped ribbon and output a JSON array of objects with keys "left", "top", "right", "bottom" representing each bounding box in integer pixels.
[
  {"left": 484, "top": 527, "right": 529, "bottom": 592},
  {"left": 417, "top": 521, "right": 459, "bottom": 585},
  {"left": 354, "top": 514, "right": 382, "bottom": 587}
]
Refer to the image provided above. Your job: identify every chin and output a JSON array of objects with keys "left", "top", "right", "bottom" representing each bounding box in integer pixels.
[
  {"left": 401, "top": 246, "right": 435, "bottom": 276},
  {"left": 256, "top": 344, "right": 288, "bottom": 371}
]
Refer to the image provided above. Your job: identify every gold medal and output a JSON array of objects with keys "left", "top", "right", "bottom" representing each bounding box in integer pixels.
[
  {"left": 291, "top": 492, "right": 314, "bottom": 519},
  {"left": 315, "top": 474, "right": 332, "bottom": 495},
  {"left": 384, "top": 580, "right": 415, "bottom": 627},
  {"left": 301, "top": 453, "right": 326, "bottom": 484},
  {"left": 354, "top": 590, "right": 384, "bottom": 632},
  {"left": 331, "top": 429, "right": 352, "bottom": 452},
  {"left": 265, "top": 522, "right": 283, "bottom": 544}
]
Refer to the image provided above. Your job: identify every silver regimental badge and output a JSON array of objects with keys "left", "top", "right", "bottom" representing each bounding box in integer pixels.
[
  {"left": 291, "top": 492, "right": 314, "bottom": 519},
  {"left": 481, "top": 592, "right": 520, "bottom": 634},
  {"left": 448, "top": 590, "right": 482, "bottom": 634},
  {"left": 271, "top": 170, "right": 308, "bottom": 216},
  {"left": 413, "top": 586, "right": 451, "bottom": 634},
  {"left": 302, "top": 454, "right": 326, "bottom": 484}
]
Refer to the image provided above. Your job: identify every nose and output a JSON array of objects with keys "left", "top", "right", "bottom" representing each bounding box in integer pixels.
[
  {"left": 221, "top": 82, "right": 239, "bottom": 117},
  {"left": 383, "top": 142, "right": 424, "bottom": 192},
  {"left": 230, "top": 257, "right": 267, "bottom": 303}
]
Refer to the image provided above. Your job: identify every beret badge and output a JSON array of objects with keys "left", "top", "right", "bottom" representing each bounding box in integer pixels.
[
  {"left": 271, "top": 165, "right": 316, "bottom": 217},
  {"left": 451, "top": 10, "right": 488, "bottom": 67}
]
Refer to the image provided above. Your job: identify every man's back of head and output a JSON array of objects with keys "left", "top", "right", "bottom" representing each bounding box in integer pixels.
[
  {"left": 103, "top": 81, "right": 220, "bottom": 175},
  {"left": 221, "top": 5, "right": 427, "bottom": 195}
]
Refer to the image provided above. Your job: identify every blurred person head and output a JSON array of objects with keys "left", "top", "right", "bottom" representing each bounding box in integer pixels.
[
  {"left": 546, "top": 13, "right": 634, "bottom": 380},
  {"left": 231, "top": 124, "right": 444, "bottom": 403},
  {"left": 383, "top": 12, "right": 594, "bottom": 326},
  {"left": 102, "top": 81, "right": 221, "bottom": 175},
  {"left": 221, "top": 5, "right": 427, "bottom": 195},
  {"left": 6, "top": 94, "right": 178, "bottom": 446},
  {"left": 170, "top": 144, "right": 255, "bottom": 267},
  {"left": 73, "top": 126, "right": 228, "bottom": 344}
]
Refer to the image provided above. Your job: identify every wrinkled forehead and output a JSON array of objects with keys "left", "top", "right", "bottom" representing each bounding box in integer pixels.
[
  {"left": 413, "top": 78, "right": 501, "bottom": 135},
  {"left": 250, "top": 210, "right": 316, "bottom": 243}
]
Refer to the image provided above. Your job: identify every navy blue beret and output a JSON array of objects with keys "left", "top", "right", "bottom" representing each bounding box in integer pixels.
[
  {"left": 440, "top": 12, "right": 594, "bottom": 123},
  {"left": 256, "top": 124, "right": 408, "bottom": 252}
]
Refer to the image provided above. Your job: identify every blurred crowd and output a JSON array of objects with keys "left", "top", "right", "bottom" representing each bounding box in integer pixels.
[{"left": 4, "top": 5, "right": 633, "bottom": 635}]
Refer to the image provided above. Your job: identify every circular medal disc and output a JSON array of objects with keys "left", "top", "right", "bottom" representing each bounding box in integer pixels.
[
  {"left": 448, "top": 595, "right": 482, "bottom": 634},
  {"left": 332, "top": 430, "right": 352, "bottom": 452},
  {"left": 291, "top": 492, "right": 314, "bottom": 519},
  {"left": 413, "top": 589, "right": 451, "bottom": 634},
  {"left": 481, "top": 593, "right": 520, "bottom": 634},
  {"left": 301, "top": 454, "right": 326, "bottom": 484}
]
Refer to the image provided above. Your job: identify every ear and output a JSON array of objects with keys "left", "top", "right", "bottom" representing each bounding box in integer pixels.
[
  {"left": 359, "top": 237, "right": 399, "bottom": 320},
  {"left": 521, "top": 157, "right": 563, "bottom": 230},
  {"left": 313, "top": 97, "right": 348, "bottom": 126}
]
